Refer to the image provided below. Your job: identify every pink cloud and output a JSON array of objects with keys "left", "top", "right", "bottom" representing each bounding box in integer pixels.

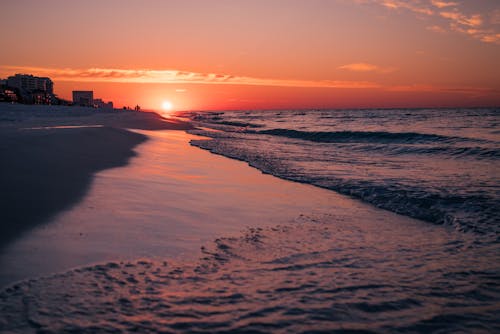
[
  {"left": 358, "top": 0, "right": 499, "bottom": 44},
  {"left": 426, "top": 25, "right": 447, "bottom": 33},
  {"left": 388, "top": 84, "right": 499, "bottom": 96},
  {"left": 430, "top": 0, "right": 457, "bottom": 9},
  {"left": 379, "top": 0, "right": 434, "bottom": 15},
  {"left": 339, "top": 63, "right": 396, "bottom": 73},
  {"left": 440, "top": 11, "right": 482, "bottom": 27},
  {"left": 480, "top": 33, "right": 500, "bottom": 44},
  {"left": 0, "top": 65, "right": 380, "bottom": 89}
]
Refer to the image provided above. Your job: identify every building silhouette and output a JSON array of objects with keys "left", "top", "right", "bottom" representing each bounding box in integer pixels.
[
  {"left": 72, "top": 91, "right": 94, "bottom": 107},
  {"left": 7, "top": 74, "right": 53, "bottom": 94},
  {"left": 5, "top": 74, "right": 55, "bottom": 104},
  {"left": 93, "top": 98, "right": 114, "bottom": 110}
]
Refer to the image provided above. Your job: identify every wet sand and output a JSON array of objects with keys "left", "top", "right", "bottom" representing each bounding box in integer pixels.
[
  {"left": 3, "top": 216, "right": 496, "bottom": 333},
  {"left": 1, "top": 104, "right": 498, "bottom": 333},
  {"left": 0, "top": 130, "right": 370, "bottom": 286},
  {"left": 1, "top": 129, "right": 497, "bottom": 332},
  {"left": 0, "top": 103, "right": 192, "bottom": 247}
]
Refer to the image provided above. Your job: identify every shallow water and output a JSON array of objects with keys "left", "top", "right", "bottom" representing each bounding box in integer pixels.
[
  {"left": 1, "top": 126, "right": 499, "bottom": 333},
  {"left": 0, "top": 131, "right": 363, "bottom": 286},
  {"left": 184, "top": 108, "right": 500, "bottom": 235},
  {"left": 1, "top": 212, "right": 499, "bottom": 333}
]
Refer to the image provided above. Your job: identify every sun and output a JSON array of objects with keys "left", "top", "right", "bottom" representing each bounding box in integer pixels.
[{"left": 162, "top": 100, "right": 173, "bottom": 111}]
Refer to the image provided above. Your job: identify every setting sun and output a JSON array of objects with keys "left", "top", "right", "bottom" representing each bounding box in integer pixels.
[{"left": 162, "top": 100, "right": 173, "bottom": 111}]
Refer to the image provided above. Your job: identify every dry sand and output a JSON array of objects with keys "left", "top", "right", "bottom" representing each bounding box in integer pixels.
[{"left": 0, "top": 103, "right": 192, "bottom": 247}]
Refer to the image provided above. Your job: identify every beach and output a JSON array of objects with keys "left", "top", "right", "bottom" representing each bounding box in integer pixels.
[
  {"left": 0, "top": 104, "right": 192, "bottom": 248},
  {"left": 2, "top": 0, "right": 499, "bottom": 331},
  {"left": 0, "top": 128, "right": 358, "bottom": 286},
  {"left": 0, "top": 104, "right": 499, "bottom": 333}
]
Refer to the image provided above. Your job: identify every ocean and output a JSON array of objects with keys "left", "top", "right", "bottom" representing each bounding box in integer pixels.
[
  {"left": 1, "top": 108, "right": 499, "bottom": 333},
  {"left": 185, "top": 108, "right": 500, "bottom": 236}
]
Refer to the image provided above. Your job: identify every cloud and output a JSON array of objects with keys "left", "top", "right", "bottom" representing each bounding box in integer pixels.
[
  {"left": 480, "top": 33, "right": 500, "bottom": 43},
  {"left": 377, "top": 0, "right": 434, "bottom": 15},
  {"left": 0, "top": 65, "right": 380, "bottom": 89},
  {"left": 440, "top": 11, "right": 482, "bottom": 27},
  {"left": 430, "top": 0, "right": 457, "bottom": 9},
  {"left": 426, "top": 25, "right": 447, "bottom": 33},
  {"left": 3, "top": 65, "right": 494, "bottom": 99},
  {"left": 388, "top": 84, "right": 499, "bottom": 96},
  {"left": 338, "top": 63, "right": 396, "bottom": 73},
  {"left": 437, "top": 9, "right": 500, "bottom": 44},
  {"left": 358, "top": 0, "right": 500, "bottom": 44},
  {"left": 339, "top": 63, "right": 378, "bottom": 72},
  {"left": 439, "top": 11, "right": 500, "bottom": 44}
]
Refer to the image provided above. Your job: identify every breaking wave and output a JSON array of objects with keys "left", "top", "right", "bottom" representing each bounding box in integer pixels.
[
  {"left": 255, "top": 129, "right": 462, "bottom": 144},
  {"left": 185, "top": 108, "right": 500, "bottom": 235}
]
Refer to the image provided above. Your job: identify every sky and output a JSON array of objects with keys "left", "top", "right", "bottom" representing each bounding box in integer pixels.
[{"left": 1, "top": 0, "right": 499, "bottom": 111}]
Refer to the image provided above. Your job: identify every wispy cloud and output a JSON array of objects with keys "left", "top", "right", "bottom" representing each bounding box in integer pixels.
[
  {"left": 440, "top": 11, "right": 482, "bottom": 27},
  {"left": 338, "top": 63, "right": 396, "bottom": 73},
  {"left": 360, "top": 0, "right": 500, "bottom": 44},
  {"left": 387, "top": 84, "right": 499, "bottom": 97},
  {"left": 377, "top": 0, "right": 434, "bottom": 15},
  {"left": 440, "top": 10, "right": 500, "bottom": 43},
  {"left": 0, "top": 65, "right": 380, "bottom": 89},
  {"left": 430, "top": 0, "right": 457, "bottom": 9},
  {"left": 426, "top": 25, "right": 447, "bottom": 33},
  {"left": 3, "top": 65, "right": 493, "bottom": 98},
  {"left": 479, "top": 33, "right": 500, "bottom": 44}
]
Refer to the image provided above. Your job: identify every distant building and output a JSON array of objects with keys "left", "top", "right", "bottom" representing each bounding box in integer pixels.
[
  {"left": 4, "top": 74, "right": 55, "bottom": 104},
  {"left": 7, "top": 74, "right": 53, "bottom": 94},
  {"left": 94, "top": 98, "right": 113, "bottom": 110},
  {"left": 72, "top": 91, "right": 94, "bottom": 107},
  {"left": 0, "top": 89, "right": 18, "bottom": 103}
]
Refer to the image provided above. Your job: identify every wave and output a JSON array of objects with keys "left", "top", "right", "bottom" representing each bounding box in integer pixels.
[
  {"left": 189, "top": 135, "right": 499, "bottom": 235},
  {"left": 214, "top": 120, "right": 264, "bottom": 128},
  {"left": 350, "top": 144, "right": 500, "bottom": 159},
  {"left": 312, "top": 180, "right": 499, "bottom": 234},
  {"left": 251, "top": 129, "right": 500, "bottom": 159},
  {"left": 254, "top": 129, "right": 473, "bottom": 144},
  {"left": 186, "top": 108, "right": 499, "bottom": 235}
]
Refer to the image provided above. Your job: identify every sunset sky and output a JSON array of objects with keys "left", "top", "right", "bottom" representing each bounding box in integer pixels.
[{"left": 1, "top": 0, "right": 499, "bottom": 111}]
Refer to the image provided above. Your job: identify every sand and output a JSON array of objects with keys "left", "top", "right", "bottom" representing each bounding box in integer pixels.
[
  {"left": 0, "top": 130, "right": 365, "bottom": 286},
  {"left": 1, "top": 104, "right": 499, "bottom": 333},
  {"left": 0, "top": 103, "right": 192, "bottom": 247},
  {"left": 0, "top": 103, "right": 192, "bottom": 131}
]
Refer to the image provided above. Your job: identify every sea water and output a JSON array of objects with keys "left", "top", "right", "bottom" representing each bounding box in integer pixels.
[
  {"left": 186, "top": 108, "right": 500, "bottom": 236},
  {"left": 1, "top": 109, "right": 499, "bottom": 333}
]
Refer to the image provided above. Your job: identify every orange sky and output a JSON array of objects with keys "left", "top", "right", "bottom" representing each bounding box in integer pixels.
[{"left": 1, "top": 0, "right": 499, "bottom": 111}]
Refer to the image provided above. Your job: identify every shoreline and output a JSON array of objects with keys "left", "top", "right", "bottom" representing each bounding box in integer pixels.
[
  {"left": 0, "top": 105, "right": 498, "bottom": 332},
  {"left": 0, "top": 129, "right": 367, "bottom": 287},
  {"left": 1, "top": 129, "right": 496, "bottom": 332},
  {"left": 0, "top": 126, "right": 147, "bottom": 248},
  {"left": 0, "top": 103, "right": 192, "bottom": 248}
]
